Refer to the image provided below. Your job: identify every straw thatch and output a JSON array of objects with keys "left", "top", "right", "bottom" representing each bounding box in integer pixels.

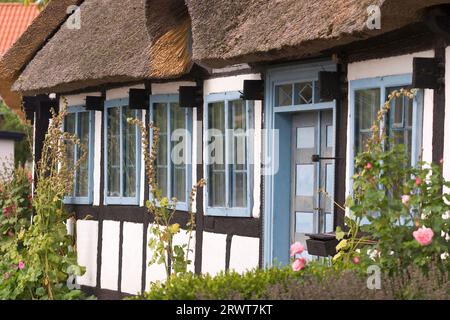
[
  {"left": 0, "top": 0, "right": 82, "bottom": 116},
  {"left": 12, "top": 0, "right": 192, "bottom": 95},
  {"left": 185, "top": 0, "right": 450, "bottom": 68}
]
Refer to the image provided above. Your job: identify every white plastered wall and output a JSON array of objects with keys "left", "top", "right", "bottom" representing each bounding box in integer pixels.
[
  {"left": 229, "top": 236, "right": 260, "bottom": 273},
  {"left": 121, "top": 222, "right": 143, "bottom": 294},
  {"left": 346, "top": 50, "right": 435, "bottom": 198},
  {"left": 201, "top": 232, "right": 227, "bottom": 276},
  {"left": 76, "top": 220, "right": 98, "bottom": 287},
  {"left": 0, "top": 139, "right": 15, "bottom": 174},
  {"left": 100, "top": 220, "right": 120, "bottom": 291}
]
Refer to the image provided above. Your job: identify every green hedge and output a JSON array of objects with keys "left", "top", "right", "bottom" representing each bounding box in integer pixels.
[{"left": 134, "top": 262, "right": 449, "bottom": 300}]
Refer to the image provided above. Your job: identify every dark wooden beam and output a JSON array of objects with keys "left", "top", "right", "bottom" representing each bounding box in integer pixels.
[
  {"left": 432, "top": 41, "right": 446, "bottom": 165},
  {"left": 334, "top": 58, "right": 348, "bottom": 229}
]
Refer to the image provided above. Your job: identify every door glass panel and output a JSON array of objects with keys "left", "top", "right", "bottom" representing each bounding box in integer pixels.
[
  {"left": 326, "top": 125, "right": 333, "bottom": 148},
  {"left": 297, "top": 127, "right": 315, "bottom": 149},
  {"left": 296, "top": 164, "right": 314, "bottom": 197},
  {"left": 296, "top": 212, "right": 314, "bottom": 234}
]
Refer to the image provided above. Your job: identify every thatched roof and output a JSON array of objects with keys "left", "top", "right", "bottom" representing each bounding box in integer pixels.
[
  {"left": 0, "top": 0, "right": 82, "bottom": 116},
  {"left": 185, "top": 0, "right": 450, "bottom": 68},
  {"left": 12, "top": 0, "right": 192, "bottom": 95}
]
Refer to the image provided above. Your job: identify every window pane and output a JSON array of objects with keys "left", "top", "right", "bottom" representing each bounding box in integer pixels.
[
  {"left": 154, "top": 103, "right": 168, "bottom": 197},
  {"left": 64, "top": 113, "right": 76, "bottom": 196},
  {"left": 294, "top": 82, "right": 313, "bottom": 105},
  {"left": 123, "top": 108, "right": 137, "bottom": 198},
  {"left": 229, "top": 100, "right": 247, "bottom": 208},
  {"left": 355, "top": 89, "right": 380, "bottom": 152},
  {"left": 387, "top": 87, "right": 414, "bottom": 160},
  {"left": 107, "top": 107, "right": 121, "bottom": 197},
  {"left": 208, "top": 102, "right": 226, "bottom": 207},
  {"left": 76, "top": 112, "right": 90, "bottom": 197},
  {"left": 171, "top": 103, "right": 186, "bottom": 202},
  {"left": 275, "top": 84, "right": 292, "bottom": 107}
]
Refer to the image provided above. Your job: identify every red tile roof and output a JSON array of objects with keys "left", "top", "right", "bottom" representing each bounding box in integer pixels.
[{"left": 0, "top": 3, "right": 39, "bottom": 56}]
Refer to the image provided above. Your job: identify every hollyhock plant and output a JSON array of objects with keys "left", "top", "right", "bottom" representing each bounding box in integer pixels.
[
  {"left": 292, "top": 258, "right": 306, "bottom": 271},
  {"left": 18, "top": 261, "right": 25, "bottom": 270},
  {"left": 290, "top": 242, "right": 304, "bottom": 257},
  {"left": 413, "top": 227, "right": 434, "bottom": 246}
]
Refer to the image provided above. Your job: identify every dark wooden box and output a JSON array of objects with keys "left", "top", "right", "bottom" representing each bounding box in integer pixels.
[{"left": 305, "top": 233, "right": 339, "bottom": 257}]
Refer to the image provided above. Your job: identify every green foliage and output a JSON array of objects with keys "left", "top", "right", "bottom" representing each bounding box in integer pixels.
[
  {"left": 128, "top": 118, "right": 205, "bottom": 279},
  {"left": 134, "top": 260, "right": 449, "bottom": 300},
  {"left": 0, "top": 102, "right": 32, "bottom": 167},
  {"left": 135, "top": 262, "right": 329, "bottom": 300},
  {"left": 334, "top": 89, "right": 450, "bottom": 276},
  {"left": 0, "top": 100, "right": 90, "bottom": 300}
]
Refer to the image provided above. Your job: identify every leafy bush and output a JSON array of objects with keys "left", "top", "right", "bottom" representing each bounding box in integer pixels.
[
  {"left": 0, "top": 103, "right": 88, "bottom": 300},
  {"left": 136, "top": 261, "right": 348, "bottom": 300},
  {"left": 136, "top": 262, "right": 449, "bottom": 300},
  {"left": 0, "top": 166, "right": 32, "bottom": 243},
  {"left": 334, "top": 89, "right": 450, "bottom": 276}
]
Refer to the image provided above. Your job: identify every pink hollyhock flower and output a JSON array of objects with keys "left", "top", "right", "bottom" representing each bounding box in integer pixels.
[
  {"left": 401, "top": 195, "right": 410, "bottom": 205},
  {"left": 3, "top": 272, "right": 10, "bottom": 280},
  {"left": 366, "top": 162, "right": 372, "bottom": 170},
  {"left": 353, "top": 256, "right": 360, "bottom": 264},
  {"left": 18, "top": 262, "right": 25, "bottom": 270},
  {"left": 292, "top": 258, "right": 306, "bottom": 271},
  {"left": 413, "top": 227, "right": 434, "bottom": 246},
  {"left": 415, "top": 177, "right": 421, "bottom": 186},
  {"left": 290, "top": 242, "right": 304, "bottom": 257}
]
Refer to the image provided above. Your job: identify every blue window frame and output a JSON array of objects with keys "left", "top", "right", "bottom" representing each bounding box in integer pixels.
[
  {"left": 104, "top": 99, "right": 141, "bottom": 205},
  {"left": 203, "top": 91, "right": 254, "bottom": 217},
  {"left": 348, "top": 74, "right": 424, "bottom": 224},
  {"left": 64, "top": 106, "right": 95, "bottom": 204},
  {"left": 149, "top": 94, "right": 192, "bottom": 211}
]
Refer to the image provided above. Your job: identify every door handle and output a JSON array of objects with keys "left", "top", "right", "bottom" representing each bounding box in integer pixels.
[{"left": 311, "top": 154, "right": 341, "bottom": 162}]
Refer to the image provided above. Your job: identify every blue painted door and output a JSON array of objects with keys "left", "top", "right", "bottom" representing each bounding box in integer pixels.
[{"left": 290, "top": 110, "right": 334, "bottom": 258}]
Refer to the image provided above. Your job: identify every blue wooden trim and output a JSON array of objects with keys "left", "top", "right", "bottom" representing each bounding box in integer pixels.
[
  {"left": 63, "top": 106, "right": 95, "bottom": 205},
  {"left": 103, "top": 98, "right": 140, "bottom": 206},
  {"left": 149, "top": 94, "right": 192, "bottom": 212},
  {"left": 203, "top": 91, "right": 253, "bottom": 217},
  {"left": 263, "top": 61, "right": 338, "bottom": 267}
]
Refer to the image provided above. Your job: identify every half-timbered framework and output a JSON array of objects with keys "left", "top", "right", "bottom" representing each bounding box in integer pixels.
[{"left": 0, "top": 0, "right": 449, "bottom": 299}]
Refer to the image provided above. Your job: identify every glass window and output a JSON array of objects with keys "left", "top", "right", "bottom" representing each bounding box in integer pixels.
[
  {"left": 105, "top": 104, "right": 141, "bottom": 204},
  {"left": 275, "top": 81, "right": 316, "bottom": 107},
  {"left": 205, "top": 93, "right": 253, "bottom": 217},
  {"left": 151, "top": 97, "right": 191, "bottom": 210},
  {"left": 64, "top": 109, "right": 93, "bottom": 204},
  {"left": 353, "top": 79, "right": 422, "bottom": 167},
  {"left": 355, "top": 88, "right": 380, "bottom": 152}
]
